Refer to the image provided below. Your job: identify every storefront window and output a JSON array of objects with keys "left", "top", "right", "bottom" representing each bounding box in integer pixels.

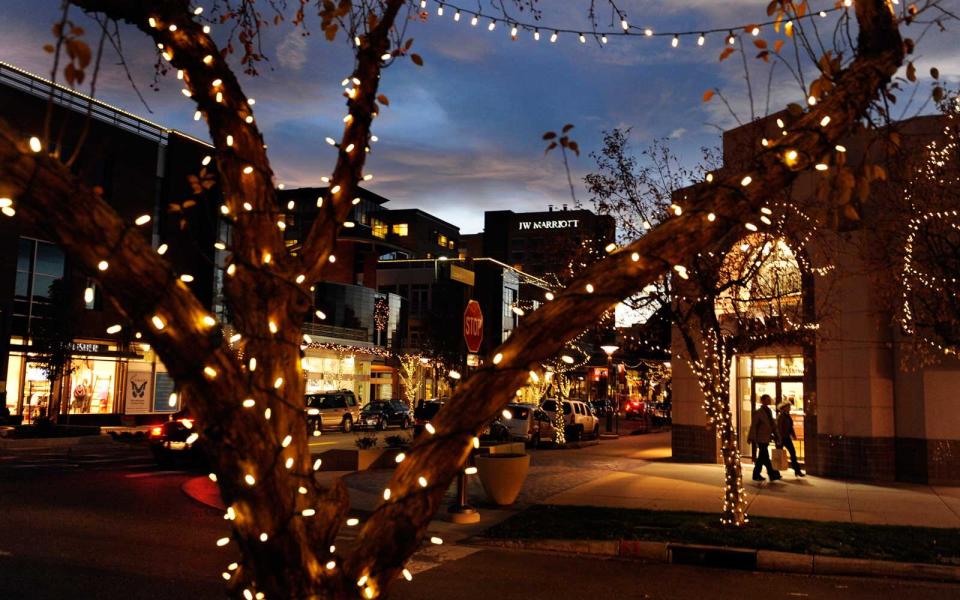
[
  {"left": 303, "top": 355, "right": 357, "bottom": 393},
  {"left": 753, "top": 356, "right": 778, "bottom": 377},
  {"left": 68, "top": 355, "right": 117, "bottom": 414},
  {"left": 5, "top": 353, "right": 23, "bottom": 415},
  {"left": 780, "top": 355, "right": 803, "bottom": 377},
  {"left": 22, "top": 364, "right": 50, "bottom": 421}
]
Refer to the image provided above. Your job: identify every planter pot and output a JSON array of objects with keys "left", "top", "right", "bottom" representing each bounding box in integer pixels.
[
  {"left": 475, "top": 453, "right": 530, "bottom": 506},
  {"left": 356, "top": 448, "right": 383, "bottom": 470}
]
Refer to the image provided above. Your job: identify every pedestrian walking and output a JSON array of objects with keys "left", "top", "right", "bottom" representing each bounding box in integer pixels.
[
  {"left": 747, "top": 393, "right": 781, "bottom": 481},
  {"left": 777, "top": 402, "right": 804, "bottom": 477}
]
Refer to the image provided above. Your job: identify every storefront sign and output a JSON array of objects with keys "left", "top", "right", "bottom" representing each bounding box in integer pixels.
[
  {"left": 517, "top": 219, "right": 580, "bottom": 231},
  {"left": 68, "top": 342, "right": 108, "bottom": 354},
  {"left": 125, "top": 368, "right": 153, "bottom": 414}
]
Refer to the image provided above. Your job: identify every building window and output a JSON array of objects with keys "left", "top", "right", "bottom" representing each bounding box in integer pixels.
[
  {"left": 447, "top": 240, "right": 455, "bottom": 250},
  {"left": 372, "top": 219, "right": 388, "bottom": 239},
  {"left": 14, "top": 238, "right": 65, "bottom": 335},
  {"left": 438, "top": 233, "right": 447, "bottom": 246},
  {"left": 83, "top": 279, "right": 102, "bottom": 310},
  {"left": 392, "top": 223, "right": 409, "bottom": 237},
  {"left": 410, "top": 284, "right": 430, "bottom": 317}
]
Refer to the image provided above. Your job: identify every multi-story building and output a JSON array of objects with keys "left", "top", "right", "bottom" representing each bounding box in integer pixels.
[
  {"left": 478, "top": 206, "right": 616, "bottom": 278},
  {"left": 670, "top": 112, "right": 960, "bottom": 485},
  {"left": 0, "top": 61, "right": 221, "bottom": 424},
  {"left": 377, "top": 256, "right": 552, "bottom": 400}
]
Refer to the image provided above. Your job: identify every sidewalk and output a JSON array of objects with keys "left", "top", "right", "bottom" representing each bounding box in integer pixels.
[
  {"left": 184, "top": 431, "right": 960, "bottom": 531},
  {"left": 539, "top": 433, "right": 960, "bottom": 528}
]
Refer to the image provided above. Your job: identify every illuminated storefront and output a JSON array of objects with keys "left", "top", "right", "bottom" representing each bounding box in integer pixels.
[
  {"left": 302, "top": 344, "right": 379, "bottom": 405},
  {"left": 4, "top": 337, "right": 180, "bottom": 423},
  {"left": 733, "top": 353, "right": 805, "bottom": 460}
]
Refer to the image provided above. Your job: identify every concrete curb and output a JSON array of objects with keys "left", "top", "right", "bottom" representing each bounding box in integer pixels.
[
  {"left": 473, "top": 538, "right": 960, "bottom": 583},
  {"left": 0, "top": 434, "right": 108, "bottom": 450}
]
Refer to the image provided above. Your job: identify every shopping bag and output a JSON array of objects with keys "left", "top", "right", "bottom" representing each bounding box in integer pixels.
[{"left": 771, "top": 447, "right": 789, "bottom": 471}]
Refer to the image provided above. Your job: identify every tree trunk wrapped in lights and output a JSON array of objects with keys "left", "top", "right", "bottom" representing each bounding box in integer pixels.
[
  {"left": 396, "top": 353, "right": 424, "bottom": 411},
  {"left": 0, "top": 0, "right": 905, "bottom": 597}
]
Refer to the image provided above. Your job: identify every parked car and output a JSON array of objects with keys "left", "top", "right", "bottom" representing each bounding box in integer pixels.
[
  {"left": 413, "top": 399, "right": 443, "bottom": 436},
  {"left": 305, "top": 390, "right": 361, "bottom": 433},
  {"left": 359, "top": 400, "right": 413, "bottom": 430},
  {"left": 479, "top": 415, "right": 511, "bottom": 443},
  {"left": 624, "top": 398, "right": 650, "bottom": 421},
  {"left": 590, "top": 399, "right": 614, "bottom": 418},
  {"left": 502, "top": 404, "right": 556, "bottom": 446},
  {"left": 540, "top": 399, "right": 600, "bottom": 441},
  {"left": 148, "top": 410, "right": 205, "bottom": 466}
]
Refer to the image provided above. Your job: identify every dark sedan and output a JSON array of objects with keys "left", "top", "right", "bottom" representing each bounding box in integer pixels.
[
  {"left": 148, "top": 410, "right": 206, "bottom": 466},
  {"left": 359, "top": 400, "right": 413, "bottom": 430}
]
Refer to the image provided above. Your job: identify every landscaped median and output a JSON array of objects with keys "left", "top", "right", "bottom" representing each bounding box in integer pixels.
[{"left": 476, "top": 505, "right": 960, "bottom": 583}]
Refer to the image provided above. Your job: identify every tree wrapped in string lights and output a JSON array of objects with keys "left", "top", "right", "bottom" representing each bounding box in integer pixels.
[
  {"left": 898, "top": 92, "right": 960, "bottom": 359},
  {"left": 0, "top": 0, "right": 911, "bottom": 597},
  {"left": 396, "top": 353, "right": 425, "bottom": 411}
]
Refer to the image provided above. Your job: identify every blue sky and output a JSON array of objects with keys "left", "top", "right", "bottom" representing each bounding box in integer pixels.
[{"left": 1, "top": 1, "right": 956, "bottom": 233}]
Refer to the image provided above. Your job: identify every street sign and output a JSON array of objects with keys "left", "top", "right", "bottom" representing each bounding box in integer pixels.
[
  {"left": 463, "top": 300, "right": 484, "bottom": 353},
  {"left": 450, "top": 264, "right": 475, "bottom": 286}
]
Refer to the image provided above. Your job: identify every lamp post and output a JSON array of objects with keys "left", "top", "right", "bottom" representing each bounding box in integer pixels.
[
  {"left": 419, "top": 356, "right": 430, "bottom": 401},
  {"left": 600, "top": 345, "right": 619, "bottom": 433}
]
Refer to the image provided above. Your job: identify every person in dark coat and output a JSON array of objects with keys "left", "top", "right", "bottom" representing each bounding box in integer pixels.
[
  {"left": 777, "top": 402, "right": 804, "bottom": 477},
  {"left": 747, "top": 394, "right": 781, "bottom": 481}
]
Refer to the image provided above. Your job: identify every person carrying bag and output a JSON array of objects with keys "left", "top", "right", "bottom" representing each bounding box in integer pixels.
[
  {"left": 776, "top": 402, "right": 804, "bottom": 477},
  {"left": 747, "top": 394, "right": 782, "bottom": 482}
]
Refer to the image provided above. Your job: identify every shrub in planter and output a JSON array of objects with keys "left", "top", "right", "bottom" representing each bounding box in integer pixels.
[
  {"left": 384, "top": 434, "right": 412, "bottom": 449},
  {"left": 474, "top": 452, "right": 530, "bottom": 506},
  {"left": 354, "top": 433, "right": 379, "bottom": 449}
]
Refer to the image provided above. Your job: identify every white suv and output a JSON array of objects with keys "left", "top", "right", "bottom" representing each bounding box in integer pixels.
[{"left": 540, "top": 399, "right": 600, "bottom": 441}]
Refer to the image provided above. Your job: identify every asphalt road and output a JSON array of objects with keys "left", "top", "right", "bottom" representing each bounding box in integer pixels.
[
  {"left": 0, "top": 467, "right": 228, "bottom": 599},
  {"left": 2, "top": 438, "right": 958, "bottom": 600}
]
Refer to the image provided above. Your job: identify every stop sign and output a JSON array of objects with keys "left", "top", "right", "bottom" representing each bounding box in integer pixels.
[{"left": 463, "top": 300, "right": 484, "bottom": 353}]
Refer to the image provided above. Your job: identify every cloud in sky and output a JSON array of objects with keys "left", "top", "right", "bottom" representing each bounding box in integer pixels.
[
  {"left": 0, "top": 1, "right": 954, "bottom": 236},
  {"left": 277, "top": 29, "right": 309, "bottom": 71}
]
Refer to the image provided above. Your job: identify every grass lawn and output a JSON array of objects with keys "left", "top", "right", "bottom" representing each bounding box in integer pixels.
[{"left": 482, "top": 504, "right": 960, "bottom": 566}]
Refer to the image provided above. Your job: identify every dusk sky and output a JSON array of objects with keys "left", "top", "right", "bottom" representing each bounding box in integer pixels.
[{"left": 1, "top": 1, "right": 955, "bottom": 233}]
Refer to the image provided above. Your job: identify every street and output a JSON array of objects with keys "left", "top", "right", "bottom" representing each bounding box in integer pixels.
[{"left": 2, "top": 436, "right": 959, "bottom": 599}]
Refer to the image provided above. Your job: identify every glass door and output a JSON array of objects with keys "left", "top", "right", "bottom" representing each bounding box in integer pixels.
[
  {"left": 780, "top": 380, "right": 805, "bottom": 460},
  {"left": 746, "top": 379, "right": 804, "bottom": 462}
]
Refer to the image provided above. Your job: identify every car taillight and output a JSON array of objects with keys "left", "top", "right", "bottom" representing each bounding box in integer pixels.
[{"left": 150, "top": 426, "right": 163, "bottom": 437}]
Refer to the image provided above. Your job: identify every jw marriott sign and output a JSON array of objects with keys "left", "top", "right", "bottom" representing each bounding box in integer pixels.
[{"left": 517, "top": 219, "right": 580, "bottom": 231}]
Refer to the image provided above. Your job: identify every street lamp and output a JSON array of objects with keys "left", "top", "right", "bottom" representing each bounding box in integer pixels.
[
  {"left": 419, "top": 356, "right": 430, "bottom": 401},
  {"left": 600, "top": 345, "right": 619, "bottom": 433}
]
